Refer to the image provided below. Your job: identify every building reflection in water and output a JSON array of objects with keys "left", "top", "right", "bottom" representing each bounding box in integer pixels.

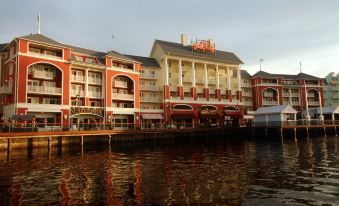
[{"left": 1, "top": 137, "right": 339, "bottom": 205}]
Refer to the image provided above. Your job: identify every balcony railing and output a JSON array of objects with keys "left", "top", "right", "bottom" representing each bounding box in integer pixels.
[
  {"left": 71, "top": 90, "right": 85, "bottom": 97},
  {"left": 71, "top": 75, "right": 85, "bottom": 82},
  {"left": 33, "top": 70, "right": 54, "bottom": 79},
  {"left": 28, "top": 51, "right": 62, "bottom": 60},
  {"left": 114, "top": 80, "right": 128, "bottom": 88},
  {"left": 27, "top": 85, "right": 62, "bottom": 95},
  {"left": 140, "top": 97, "right": 160, "bottom": 102},
  {"left": 140, "top": 86, "right": 159, "bottom": 91},
  {"left": 308, "top": 101, "right": 320, "bottom": 106},
  {"left": 262, "top": 100, "right": 278, "bottom": 105},
  {"left": 112, "top": 93, "right": 134, "bottom": 101},
  {"left": 0, "top": 85, "right": 12, "bottom": 94},
  {"left": 88, "top": 91, "right": 102, "bottom": 98},
  {"left": 140, "top": 73, "right": 158, "bottom": 79},
  {"left": 88, "top": 77, "right": 102, "bottom": 85}
]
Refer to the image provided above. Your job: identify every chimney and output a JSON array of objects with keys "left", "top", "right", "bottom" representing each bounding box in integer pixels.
[{"left": 181, "top": 33, "right": 187, "bottom": 46}]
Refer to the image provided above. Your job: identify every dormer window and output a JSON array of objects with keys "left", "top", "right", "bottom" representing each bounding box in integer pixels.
[
  {"left": 45, "top": 50, "right": 57, "bottom": 57},
  {"left": 86, "top": 58, "right": 95, "bottom": 64},
  {"left": 76, "top": 56, "right": 84, "bottom": 62},
  {"left": 29, "top": 47, "right": 40, "bottom": 54}
]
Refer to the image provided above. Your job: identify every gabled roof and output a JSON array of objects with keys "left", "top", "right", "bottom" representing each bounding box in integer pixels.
[
  {"left": 241, "top": 69, "right": 252, "bottom": 79},
  {"left": 125, "top": 55, "right": 160, "bottom": 68},
  {"left": 309, "top": 106, "right": 339, "bottom": 114},
  {"left": 252, "top": 71, "right": 320, "bottom": 80},
  {"left": 0, "top": 43, "right": 8, "bottom": 52},
  {"left": 106, "top": 51, "right": 138, "bottom": 63},
  {"left": 253, "top": 105, "right": 297, "bottom": 115},
  {"left": 19, "top": 33, "right": 66, "bottom": 48},
  {"left": 154, "top": 40, "right": 243, "bottom": 65}
]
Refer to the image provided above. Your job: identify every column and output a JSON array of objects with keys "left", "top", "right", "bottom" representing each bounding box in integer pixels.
[
  {"left": 227, "top": 67, "right": 231, "bottom": 90},
  {"left": 164, "top": 57, "right": 169, "bottom": 85},
  {"left": 85, "top": 69, "right": 89, "bottom": 106},
  {"left": 237, "top": 68, "right": 241, "bottom": 91},
  {"left": 178, "top": 59, "right": 183, "bottom": 86},
  {"left": 204, "top": 63, "right": 208, "bottom": 88},
  {"left": 191, "top": 62, "right": 196, "bottom": 87},
  {"left": 216, "top": 65, "right": 219, "bottom": 89}
]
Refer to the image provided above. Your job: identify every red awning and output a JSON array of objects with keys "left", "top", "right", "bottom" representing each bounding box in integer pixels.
[{"left": 141, "top": 114, "right": 164, "bottom": 119}]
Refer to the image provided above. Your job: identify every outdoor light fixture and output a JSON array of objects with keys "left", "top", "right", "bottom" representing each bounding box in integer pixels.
[{"left": 64, "top": 114, "right": 68, "bottom": 119}]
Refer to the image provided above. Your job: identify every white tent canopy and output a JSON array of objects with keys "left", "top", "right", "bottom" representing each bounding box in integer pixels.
[{"left": 253, "top": 105, "right": 297, "bottom": 116}]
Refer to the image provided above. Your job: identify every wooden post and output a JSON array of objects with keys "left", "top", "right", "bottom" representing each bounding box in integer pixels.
[
  {"left": 7, "top": 138, "right": 11, "bottom": 152},
  {"left": 280, "top": 128, "right": 283, "bottom": 139},
  {"left": 48, "top": 136, "right": 52, "bottom": 154},
  {"left": 294, "top": 128, "right": 297, "bottom": 140},
  {"left": 265, "top": 129, "right": 268, "bottom": 138},
  {"left": 80, "top": 135, "right": 84, "bottom": 146},
  {"left": 323, "top": 126, "right": 327, "bottom": 137},
  {"left": 306, "top": 127, "right": 309, "bottom": 138},
  {"left": 335, "top": 126, "right": 338, "bottom": 137}
]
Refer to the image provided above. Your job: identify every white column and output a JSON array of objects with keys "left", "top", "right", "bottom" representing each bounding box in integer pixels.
[
  {"left": 216, "top": 65, "right": 219, "bottom": 89},
  {"left": 192, "top": 62, "right": 196, "bottom": 87},
  {"left": 204, "top": 63, "right": 208, "bottom": 88},
  {"left": 85, "top": 69, "right": 89, "bottom": 98},
  {"left": 319, "top": 90, "right": 324, "bottom": 122},
  {"left": 178, "top": 59, "right": 183, "bottom": 86},
  {"left": 237, "top": 68, "right": 241, "bottom": 91},
  {"left": 227, "top": 67, "right": 231, "bottom": 90},
  {"left": 164, "top": 57, "right": 169, "bottom": 85}
]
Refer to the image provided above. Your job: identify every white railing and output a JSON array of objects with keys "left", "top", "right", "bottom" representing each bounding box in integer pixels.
[
  {"left": 263, "top": 100, "right": 278, "bottom": 105},
  {"left": 71, "top": 90, "right": 85, "bottom": 97},
  {"left": 140, "top": 86, "right": 159, "bottom": 91},
  {"left": 88, "top": 91, "right": 102, "bottom": 98},
  {"left": 88, "top": 77, "right": 102, "bottom": 84},
  {"left": 197, "top": 97, "right": 206, "bottom": 101},
  {"left": 140, "top": 73, "right": 158, "bottom": 79},
  {"left": 308, "top": 101, "right": 320, "bottom": 106},
  {"left": 33, "top": 70, "right": 54, "bottom": 79},
  {"left": 196, "top": 79, "right": 204, "bottom": 84},
  {"left": 140, "top": 97, "right": 160, "bottom": 102},
  {"left": 27, "top": 85, "right": 62, "bottom": 95},
  {"left": 208, "top": 79, "right": 216, "bottom": 85},
  {"left": 183, "top": 78, "right": 191, "bottom": 83},
  {"left": 71, "top": 75, "right": 85, "bottom": 82},
  {"left": 306, "top": 83, "right": 320, "bottom": 87},
  {"left": 114, "top": 80, "right": 128, "bottom": 88},
  {"left": 112, "top": 93, "right": 134, "bottom": 100},
  {"left": 244, "top": 101, "right": 252, "bottom": 106},
  {"left": 29, "top": 51, "right": 62, "bottom": 60},
  {"left": 0, "top": 85, "right": 12, "bottom": 94},
  {"left": 170, "top": 96, "right": 180, "bottom": 100},
  {"left": 243, "top": 92, "right": 252, "bottom": 96}
]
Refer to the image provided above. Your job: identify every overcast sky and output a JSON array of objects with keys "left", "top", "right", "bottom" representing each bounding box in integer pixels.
[{"left": 1, "top": 0, "right": 338, "bottom": 77}]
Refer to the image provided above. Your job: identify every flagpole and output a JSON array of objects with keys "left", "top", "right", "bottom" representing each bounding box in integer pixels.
[{"left": 38, "top": 12, "right": 41, "bottom": 34}]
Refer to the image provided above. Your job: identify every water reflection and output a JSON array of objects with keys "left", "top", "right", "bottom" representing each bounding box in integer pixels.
[{"left": 1, "top": 137, "right": 339, "bottom": 205}]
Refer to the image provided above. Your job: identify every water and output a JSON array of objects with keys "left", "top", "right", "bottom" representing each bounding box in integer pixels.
[{"left": 1, "top": 136, "right": 339, "bottom": 205}]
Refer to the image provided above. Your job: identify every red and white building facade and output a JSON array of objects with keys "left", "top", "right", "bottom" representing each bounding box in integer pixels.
[{"left": 0, "top": 34, "right": 141, "bottom": 130}]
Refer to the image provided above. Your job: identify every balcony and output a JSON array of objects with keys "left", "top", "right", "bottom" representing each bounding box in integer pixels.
[
  {"left": 71, "top": 90, "right": 85, "bottom": 97},
  {"left": 33, "top": 70, "right": 54, "bottom": 79},
  {"left": 183, "top": 77, "right": 192, "bottom": 83},
  {"left": 88, "top": 91, "right": 102, "bottom": 98},
  {"left": 71, "top": 75, "right": 85, "bottom": 82},
  {"left": 28, "top": 51, "right": 62, "bottom": 60},
  {"left": 243, "top": 92, "right": 252, "bottom": 97},
  {"left": 88, "top": 77, "right": 102, "bottom": 85},
  {"left": 140, "top": 73, "right": 158, "bottom": 79},
  {"left": 27, "top": 85, "right": 62, "bottom": 95},
  {"left": 308, "top": 101, "right": 320, "bottom": 106},
  {"left": 112, "top": 93, "right": 134, "bottom": 101},
  {"left": 114, "top": 80, "right": 128, "bottom": 88},
  {"left": 262, "top": 100, "right": 278, "bottom": 105},
  {"left": 0, "top": 85, "right": 12, "bottom": 94},
  {"left": 140, "top": 97, "right": 160, "bottom": 102},
  {"left": 140, "top": 86, "right": 159, "bottom": 91},
  {"left": 208, "top": 79, "right": 216, "bottom": 85}
]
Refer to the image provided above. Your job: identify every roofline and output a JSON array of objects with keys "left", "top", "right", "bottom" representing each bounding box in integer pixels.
[
  {"left": 18, "top": 36, "right": 72, "bottom": 50},
  {"left": 105, "top": 54, "right": 141, "bottom": 64},
  {"left": 165, "top": 52, "right": 243, "bottom": 65}
]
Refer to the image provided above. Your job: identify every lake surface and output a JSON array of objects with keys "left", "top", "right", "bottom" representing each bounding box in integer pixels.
[{"left": 1, "top": 136, "right": 339, "bottom": 205}]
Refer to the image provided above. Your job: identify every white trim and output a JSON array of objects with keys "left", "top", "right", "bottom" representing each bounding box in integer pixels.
[
  {"left": 18, "top": 52, "right": 68, "bottom": 63},
  {"left": 105, "top": 107, "right": 136, "bottom": 114},
  {"left": 107, "top": 66, "right": 139, "bottom": 75},
  {"left": 17, "top": 103, "right": 69, "bottom": 112}
]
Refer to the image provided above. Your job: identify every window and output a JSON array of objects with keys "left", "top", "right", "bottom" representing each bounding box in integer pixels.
[
  {"left": 43, "top": 98, "right": 59, "bottom": 104},
  {"left": 29, "top": 47, "right": 40, "bottom": 54},
  {"left": 149, "top": 82, "right": 156, "bottom": 87},
  {"left": 85, "top": 58, "right": 95, "bottom": 64},
  {"left": 43, "top": 81, "right": 55, "bottom": 87},
  {"left": 76, "top": 56, "right": 84, "bottom": 62},
  {"left": 9, "top": 64, "right": 13, "bottom": 75},
  {"left": 45, "top": 50, "right": 57, "bottom": 56},
  {"left": 27, "top": 97, "right": 39, "bottom": 104},
  {"left": 9, "top": 47, "right": 14, "bottom": 57}
]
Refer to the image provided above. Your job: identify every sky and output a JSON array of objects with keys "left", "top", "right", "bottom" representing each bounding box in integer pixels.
[{"left": 0, "top": 0, "right": 339, "bottom": 77}]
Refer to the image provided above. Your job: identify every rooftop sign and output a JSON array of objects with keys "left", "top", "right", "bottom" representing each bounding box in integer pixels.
[{"left": 190, "top": 39, "right": 216, "bottom": 54}]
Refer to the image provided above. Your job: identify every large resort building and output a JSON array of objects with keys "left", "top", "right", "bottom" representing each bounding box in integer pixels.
[{"left": 0, "top": 32, "right": 330, "bottom": 131}]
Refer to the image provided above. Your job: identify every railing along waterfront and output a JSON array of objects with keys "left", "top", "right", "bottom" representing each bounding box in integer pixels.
[{"left": 253, "top": 120, "right": 339, "bottom": 127}]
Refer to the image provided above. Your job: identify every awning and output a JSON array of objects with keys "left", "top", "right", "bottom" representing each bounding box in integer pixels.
[
  {"left": 10, "top": 114, "right": 35, "bottom": 121},
  {"left": 141, "top": 114, "right": 164, "bottom": 119}
]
